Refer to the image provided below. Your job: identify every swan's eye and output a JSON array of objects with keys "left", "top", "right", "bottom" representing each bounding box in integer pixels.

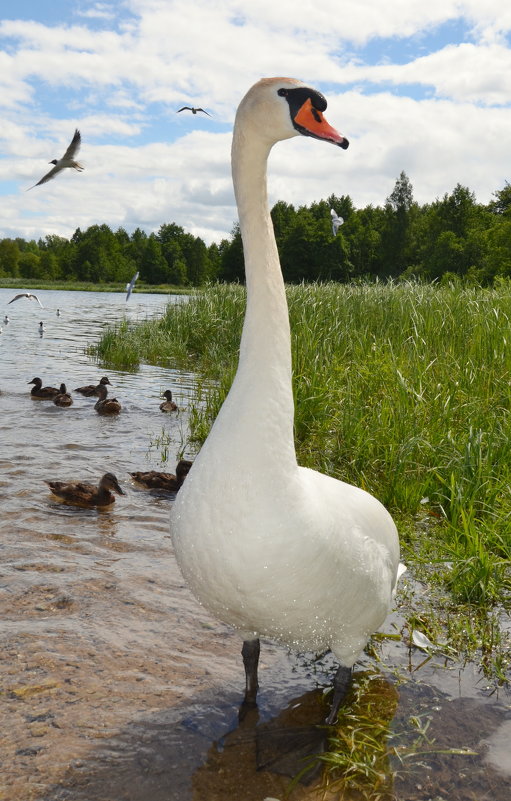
[{"left": 277, "top": 88, "right": 288, "bottom": 97}]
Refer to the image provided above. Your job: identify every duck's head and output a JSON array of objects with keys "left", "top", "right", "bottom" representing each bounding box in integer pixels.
[
  {"left": 59, "top": 383, "right": 67, "bottom": 393},
  {"left": 176, "top": 459, "right": 193, "bottom": 482},
  {"left": 162, "top": 390, "right": 173, "bottom": 400},
  {"left": 99, "top": 376, "right": 111, "bottom": 385},
  {"left": 235, "top": 77, "right": 349, "bottom": 150},
  {"left": 100, "top": 473, "right": 125, "bottom": 495},
  {"left": 28, "top": 377, "right": 42, "bottom": 386}
]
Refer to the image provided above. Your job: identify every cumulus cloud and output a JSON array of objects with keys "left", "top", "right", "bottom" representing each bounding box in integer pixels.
[{"left": 0, "top": 0, "right": 510, "bottom": 244}]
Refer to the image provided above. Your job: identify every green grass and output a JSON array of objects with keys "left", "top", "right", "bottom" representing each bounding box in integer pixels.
[
  {"left": 91, "top": 280, "right": 511, "bottom": 679},
  {"left": 314, "top": 670, "right": 477, "bottom": 801}
]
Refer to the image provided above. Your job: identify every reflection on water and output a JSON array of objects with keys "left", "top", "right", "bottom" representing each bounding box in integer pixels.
[{"left": 0, "top": 288, "right": 510, "bottom": 801}]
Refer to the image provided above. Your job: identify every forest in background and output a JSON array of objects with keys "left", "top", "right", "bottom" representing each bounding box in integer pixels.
[{"left": 1, "top": 172, "right": 511, "bottom": 287}]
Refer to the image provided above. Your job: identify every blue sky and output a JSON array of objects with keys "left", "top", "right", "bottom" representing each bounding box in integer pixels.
[{"left": 1, "top": 0, "right": 510, "bottom": 245}]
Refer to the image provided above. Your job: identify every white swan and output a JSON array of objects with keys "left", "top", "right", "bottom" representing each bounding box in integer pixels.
[{"left": 170, "top": 77, "right": 403, "bottom": 722}]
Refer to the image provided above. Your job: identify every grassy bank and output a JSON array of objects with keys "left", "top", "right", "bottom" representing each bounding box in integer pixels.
[
  {"left": 0, "top": 277, "right": 191, "bottom": 294},
  {"left": 91, "top": 281, "right": 511, "bottom": 681}
]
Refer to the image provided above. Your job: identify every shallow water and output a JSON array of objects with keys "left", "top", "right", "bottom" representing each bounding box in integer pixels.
[{"left": 0, "top": 288, "right": 510, "bottom": 801}]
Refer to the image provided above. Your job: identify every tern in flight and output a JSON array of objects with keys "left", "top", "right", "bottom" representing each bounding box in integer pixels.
[
  {"left": 126, "top": 271, "right": 139, "bottom": 302},
  {"left": 8, "top": 292, "right": 44, "bottom": 308},
  {"left": 177, "top": 106, "right": 211, "bottom": 116},
  {"left": 27, "top": 129, "right": 83, "bottom": 190},
  {"left": 330, "top": 208, "right": 344, "bottom": 236}
]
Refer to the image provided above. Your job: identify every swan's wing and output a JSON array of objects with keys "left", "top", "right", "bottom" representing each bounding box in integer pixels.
[{"left": 62, "top": 129, "right": 81, "bottom": 160}]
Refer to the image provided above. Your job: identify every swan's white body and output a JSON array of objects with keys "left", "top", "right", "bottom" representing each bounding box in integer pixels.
[{"left": 170, "top": 78, "right": 401, "bottom": 671}]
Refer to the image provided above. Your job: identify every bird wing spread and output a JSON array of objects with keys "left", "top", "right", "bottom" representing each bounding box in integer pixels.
[
  {"left": 62, "top": 129, "right": 81, "bottom": 160},
  {"left": 30, "top": 164, "right": 62, "bottom": 188}
]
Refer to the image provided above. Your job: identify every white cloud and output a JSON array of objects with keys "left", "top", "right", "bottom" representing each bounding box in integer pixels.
[
  {"left": 342, "top": 42, "right": 511, "bottom": 106},
  {"left": 75, "top": 2, "right": 117, "bottom": 20},
  {"left": 0, "top": 0, "right": 510, "bottom": 245}
]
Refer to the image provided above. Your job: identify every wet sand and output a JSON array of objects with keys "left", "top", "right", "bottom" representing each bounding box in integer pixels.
[{"left": 0, "top": 542, "right": 334, "bottom": 801}]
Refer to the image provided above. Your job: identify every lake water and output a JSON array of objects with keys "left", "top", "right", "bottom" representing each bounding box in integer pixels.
[{"left": 0, "top": 288, "right": 509, "bottom": 801}]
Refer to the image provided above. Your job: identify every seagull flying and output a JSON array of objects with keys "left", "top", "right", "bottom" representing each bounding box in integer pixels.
[
  {"left": 27, "top": 129, "right": 83, "bottom": 190},
  {"left": 126, "top": 271, "right": 139, "bottom": 302},
  {"left": 8, "top": 292, "right": 44, "bottom": 308},
  {"left": 177, "top": 106, "right": 211, "bottom": 116},
  {"left": 330, "top": 208, "right": 344, "bottom": 236}
]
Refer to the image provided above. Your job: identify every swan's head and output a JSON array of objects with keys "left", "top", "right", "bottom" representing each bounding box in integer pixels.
[{"left": 235, "top": 77, "right": 349, "bottom": 150}]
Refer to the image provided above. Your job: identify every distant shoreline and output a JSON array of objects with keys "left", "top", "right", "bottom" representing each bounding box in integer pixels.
[{"left": 0, "top": 280, "right": 192, "bottom": 295}]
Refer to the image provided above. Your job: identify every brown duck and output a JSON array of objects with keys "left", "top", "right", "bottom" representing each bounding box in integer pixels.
[
  {"left": 28, "top": 377, "right": 60, "bottom": 399},
  {"left": 160, "top": 389, "right": 178, "bottom": 412},
  {"left": 45, "top": 472, "right": 125, "bottom": 507},
  {"left": 54, "top": 383, "right": 73, "bottom": 407},
  {"left": 94, "top": 383, "right": 121, "bottom": 415},
  {"left": 75, "top": 376, "right": 111, "bottom": 396},
  {"left": 130, "top": 459, "right": 192, "bottom": 491}
]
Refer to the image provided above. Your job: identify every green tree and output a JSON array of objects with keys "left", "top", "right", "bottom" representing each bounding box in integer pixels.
[
  {"left": 39, "top": 251, "right": 59, "bottom": 280},
  {"left": 18, "top": 252, "right": 41, "bottom": 279},
  {"left": 0, "top": 239, "right": 20, "bottom": 276},
  {"left": 489, "top": 182, "right": 511, "bottom": 216},
  {"left": 271, "top": 200, "right": 296, "bottom": 243},
  {"left": 141, "top": 234, "right": 169, "bottom": 284},
  {"left": 73, "top": 224, "right": 132, "bottom": 282},
  {"left": 219, "top": 224, "right": 244, "bottom": 282},
  {"left": 381, "top": 171, "right": 416, "bottom": 277}
]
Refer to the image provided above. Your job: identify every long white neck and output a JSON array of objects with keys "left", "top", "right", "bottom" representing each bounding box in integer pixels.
[{"left": 211, "top": 123, "right": 297, "bottom": 473}]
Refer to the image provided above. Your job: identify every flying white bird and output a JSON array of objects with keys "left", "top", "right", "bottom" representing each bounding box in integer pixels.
[
  {"left": 27, "top": 129, "right": 83, "bottom": 190},
  {"left": 126, "top": 271, "right": 139, "bottom": 301},
  {"left": 8, "top": 292, "right": 44, "bottom": 308},
  {"left": 330, "top": 208, "right": 344, "bottom": 235},
  {"left": 177, "top": 106, "right": 211, "bottom": 116},
  {"left": 170, "top": 77, "right": 404, "bottom": 726}
]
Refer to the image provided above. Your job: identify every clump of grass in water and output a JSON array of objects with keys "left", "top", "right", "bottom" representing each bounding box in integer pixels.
[
  {"left": 88, "top": 320, "right": 141, "bottom": 370},
  {"left": 309, "top": 671, "right": 475, "bottom": 801},
  {"left": 89, "top": 284, "right": 245, "bottom": 374}
]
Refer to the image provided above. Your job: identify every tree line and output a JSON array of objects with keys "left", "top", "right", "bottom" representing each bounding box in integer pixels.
[{"left": 1, "top": 173, "right": 510, "bottom": 286}]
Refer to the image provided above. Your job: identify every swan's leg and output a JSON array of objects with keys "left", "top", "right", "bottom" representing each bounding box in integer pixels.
[
  {"left": 241, "top": 638, "right": 260, "bottom": 705},
  {"left": 325, "top": 664, "right": 352, "bottom": 725}
]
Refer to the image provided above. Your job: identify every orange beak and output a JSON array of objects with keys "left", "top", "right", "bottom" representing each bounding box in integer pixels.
[{"left": 294, "top": 98, "right": 349, "bottom": 149}]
